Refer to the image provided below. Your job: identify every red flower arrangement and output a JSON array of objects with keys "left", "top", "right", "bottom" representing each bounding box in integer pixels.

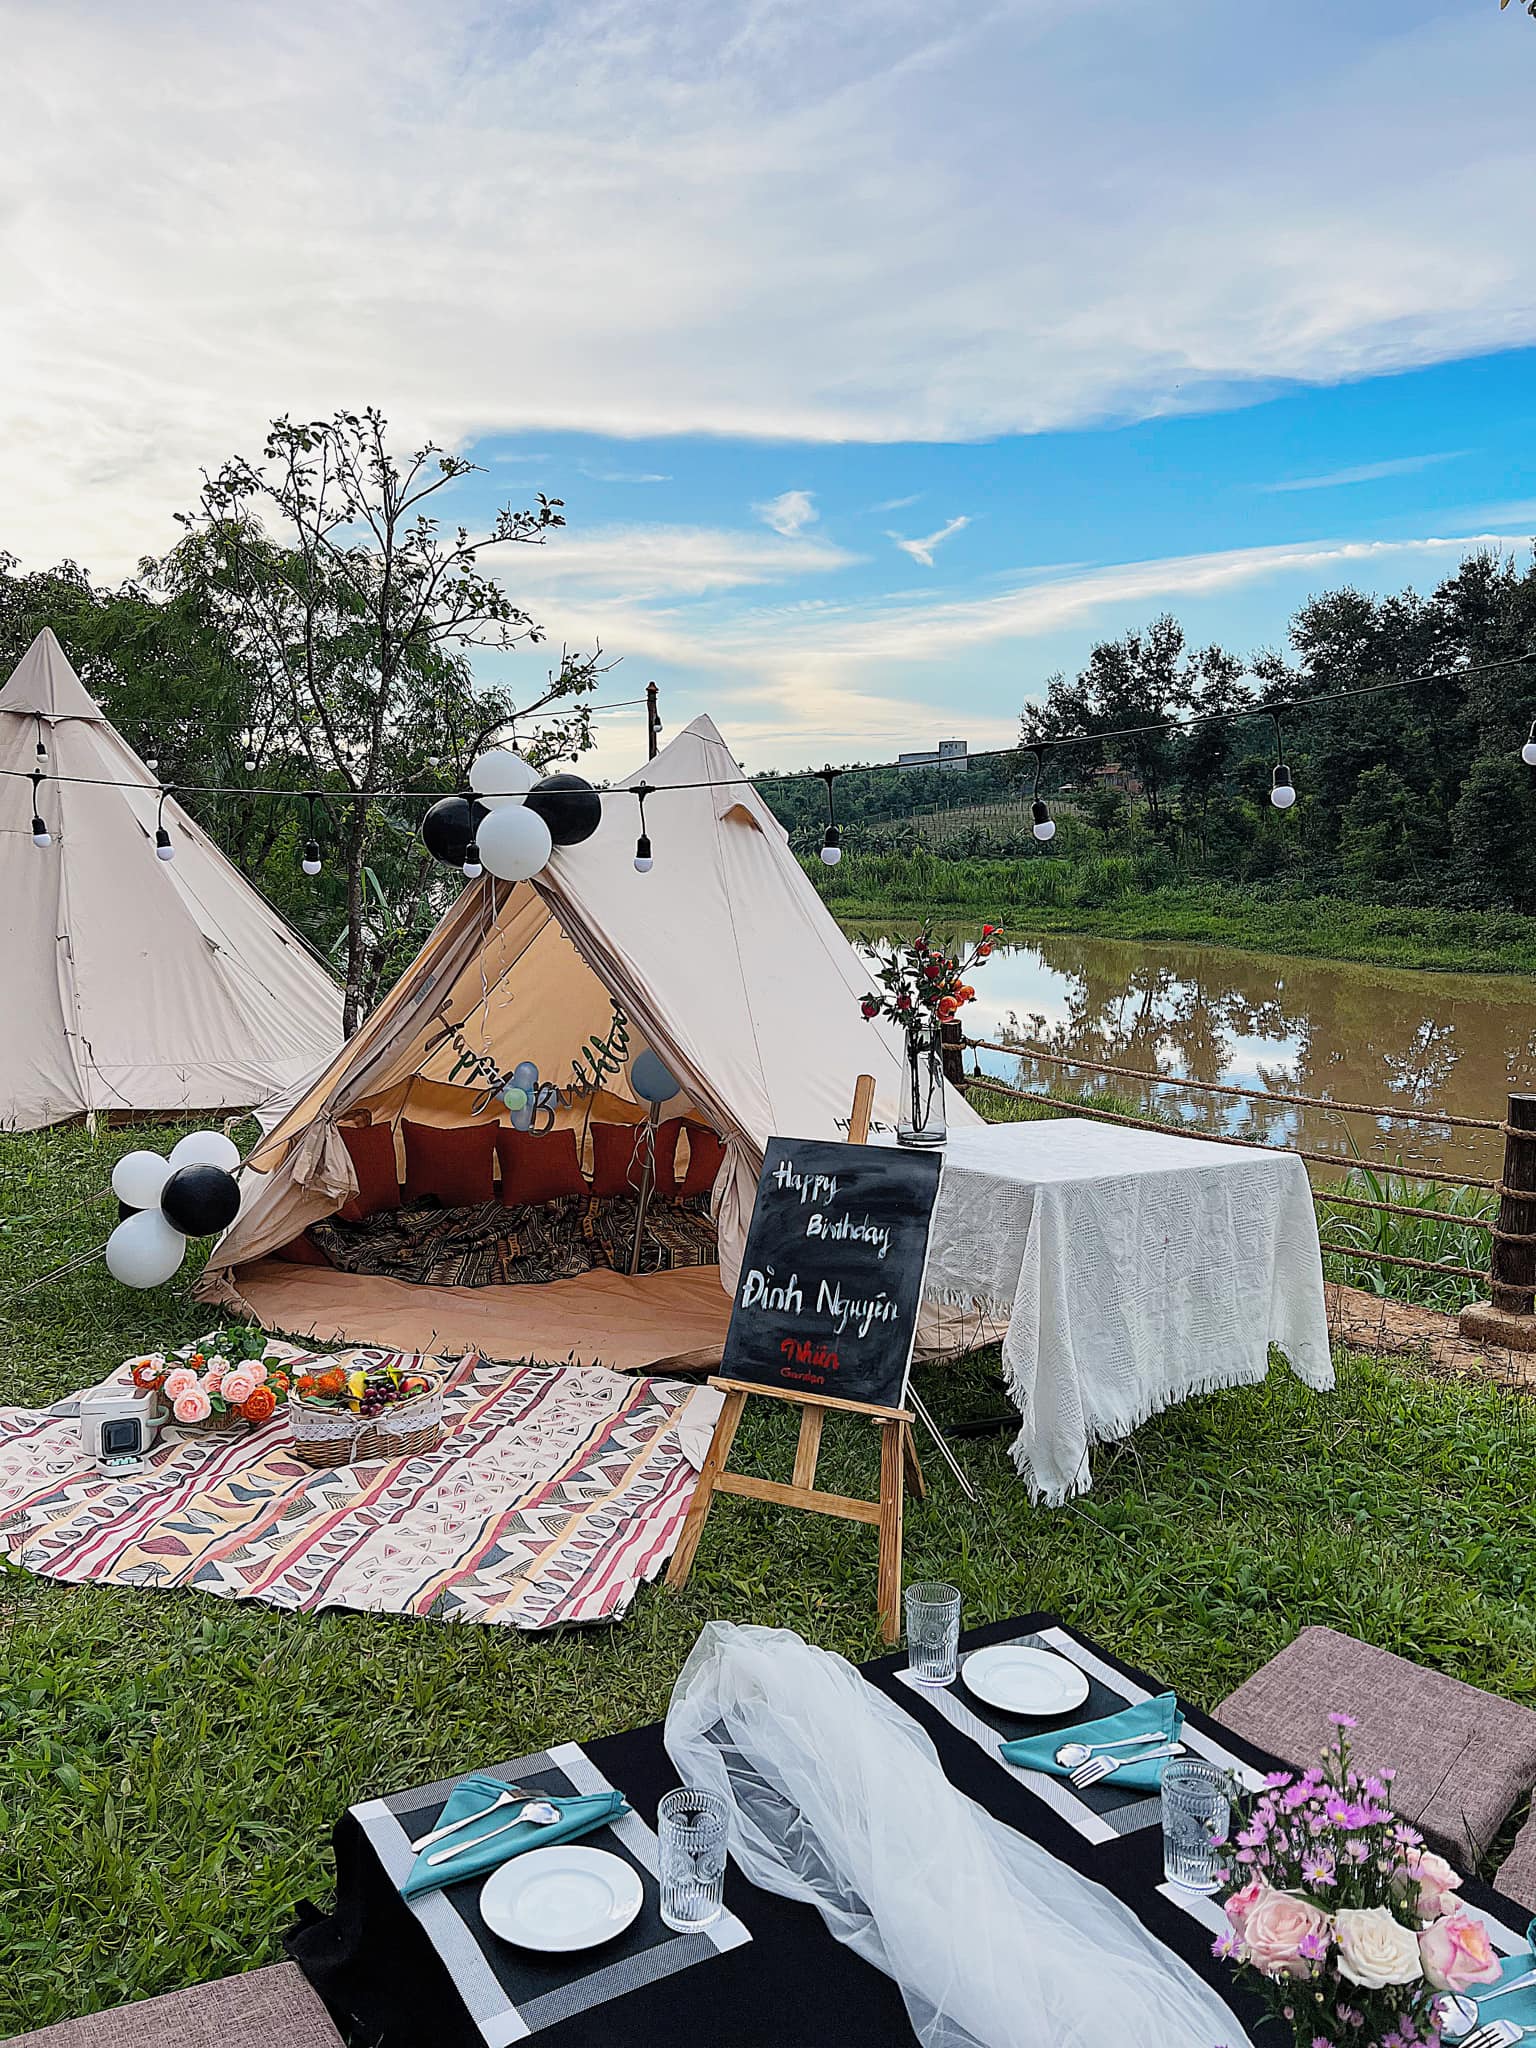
[{"left": 859, "top": 925, "right": 999, "bottom": 1032}]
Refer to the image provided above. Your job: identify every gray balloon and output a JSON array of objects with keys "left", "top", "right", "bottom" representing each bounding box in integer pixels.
[{"left": 631, "top": 1048, "right": 681, "bottom": 1104}]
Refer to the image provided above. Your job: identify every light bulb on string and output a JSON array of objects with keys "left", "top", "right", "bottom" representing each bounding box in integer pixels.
[
  {"left": 35, "top": 715, "right": 47, "bottom": 762},
  {"left": 29, "top": 770, "right": 50, "bottom": 847},
  {"left": 1269, "top": 713, "right": 1296, "bottom": 810},
  {"left": 818, "top": 766, "right": 844, "bottom": 865},
  {"left": 1522, "top": 720, "right": 1536, "bottom": 768},
  {"left": 632, "top": 782, "right": 654, "bottom": 872},
  {"left": 300, "top": 793, "right": 322, "bottom": 876},
  {"left": 462, "top": 839, "right": 483, "bottom": 879},
  {"left": 155, "top": 787, "right": 175, "bottom": 861},
  {"left": 1029, "top": 746, "right": 1056, "bottom": 842}
]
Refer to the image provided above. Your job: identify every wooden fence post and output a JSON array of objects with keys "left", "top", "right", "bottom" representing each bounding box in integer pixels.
[
  {"left": 940, "top": 1018, "right": 964, "bottom": 1087},
  {"left": 1459, "top": 1092, "right": 1536, "bottom": 1352}
]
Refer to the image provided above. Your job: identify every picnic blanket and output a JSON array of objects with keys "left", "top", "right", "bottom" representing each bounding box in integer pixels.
[
  {"left": 308, "top": 1196, "right": 718, "bottom": 1290},
  {"left": 0, "top": 1352, "right": 722, "bottom": 1630}
]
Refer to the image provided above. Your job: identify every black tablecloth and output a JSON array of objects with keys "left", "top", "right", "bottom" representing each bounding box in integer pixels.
[{"left": 287, "top": 1613, "right": 1527, "bottom": 2047}]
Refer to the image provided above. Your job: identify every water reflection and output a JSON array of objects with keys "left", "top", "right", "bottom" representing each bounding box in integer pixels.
[{"left": 854, "top": 928, "right": 1536, "bottom": 1184}]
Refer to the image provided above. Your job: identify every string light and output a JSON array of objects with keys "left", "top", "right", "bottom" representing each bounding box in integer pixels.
[
  {"left": 462, "top": 837, "right": 482, "bottom": 879},
  {"left": 1522, "top": 721, "right": 1536, "bottom": 768},
  {"left": 301, "top": 792, "right": 322, "bottom": 876},
  {"left": 1029, "top": 747, "right": 1056, "bottom": 842},
  {"left": 818, "top": 766, "right": 843, "bottom": 866},
  {"left": 34, "top": 715, "right": 46, "bottom": 762},
  {"left": 1269, "top": 712, "right": 1296, "bottom": 810},
  {"left": 155, "top": 788, "right": 175, "bottom": 861},
  {"left": 633, "top": 782, "right": 654, "bottom": 872},
  {"left": 29, "top": 770, "right": 50, "bottom": 847}
]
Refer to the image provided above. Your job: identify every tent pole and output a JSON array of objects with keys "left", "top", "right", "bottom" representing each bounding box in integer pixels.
[{"left": 627, "top": 1100, "right": 663, "bottom": 1276}]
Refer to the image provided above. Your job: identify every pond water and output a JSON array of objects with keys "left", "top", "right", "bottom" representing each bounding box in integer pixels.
[{"left": 853, "top": 928, "right": 1536, "bottom": 1186}]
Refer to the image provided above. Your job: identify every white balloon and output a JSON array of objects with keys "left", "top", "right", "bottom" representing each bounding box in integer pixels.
[
  {"left": 168, "top": 1129, "right": 241, "bottom": 1173},
  {"left": 105, "top": 1209, "right": 187, "bottom": 1289},
  {"left": 112, "top": 1148, "right": 172, "bottom": 1210},
  {"left": 469, "top": 747, "right": 539, "bottom": 807},
  {"left": 476, "top": 803, "right": 553, "bottom": 882}
]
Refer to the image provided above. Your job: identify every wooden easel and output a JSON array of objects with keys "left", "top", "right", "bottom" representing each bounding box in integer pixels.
[{"left": 664, "top": 1075, "right": 924, "bottom": 1643}]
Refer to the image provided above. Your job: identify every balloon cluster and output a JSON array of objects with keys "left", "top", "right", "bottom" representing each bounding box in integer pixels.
[
  {"left": 420, "top": 747, "right": 603, "bottom": 884},
  {"left": 106, "top": 1130, "right": 242, "bottom": 1290},
  {"left": 501, "top": 1059, "right": 560, "bottom": 1132}
]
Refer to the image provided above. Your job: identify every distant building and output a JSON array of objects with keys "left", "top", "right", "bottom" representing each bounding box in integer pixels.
[
  {"left": 1091, "top": 759, "right": 1143, "bottom": 796},
  {"left": 898, "top": 738, "right": 969, "bottom": 773}
]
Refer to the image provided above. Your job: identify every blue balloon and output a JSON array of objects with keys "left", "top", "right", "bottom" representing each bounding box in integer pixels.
[
  {"left": 511, "top": 1061, "right": 540, "bottom": 1091},
  {"left": 509, "top": 1103, "right": 535, "bottom": 1132},
  {"left": 631, "top": 1048, "right": 681, "bottom": 1104},
  {"left": 501, "top": 1084, "right": 528, "bottom": 1112}
]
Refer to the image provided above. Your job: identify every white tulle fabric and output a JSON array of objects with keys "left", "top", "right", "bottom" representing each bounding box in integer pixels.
[{"left": 664, "top": 1624, "right": 1250, "bottom": 2048}]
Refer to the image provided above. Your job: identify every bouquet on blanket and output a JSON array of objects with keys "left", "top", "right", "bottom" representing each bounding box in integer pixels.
[
  {"left": 129, "top": 1326, "right": 290, "bottom": 1428},
  {"left": 1214, "top": 1714, "right": 1499, "bottom": 2048}
]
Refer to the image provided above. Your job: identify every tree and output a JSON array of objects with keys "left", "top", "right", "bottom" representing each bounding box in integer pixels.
[{"left": 161, "top": 409, "right": 604, "bottom": 1032}]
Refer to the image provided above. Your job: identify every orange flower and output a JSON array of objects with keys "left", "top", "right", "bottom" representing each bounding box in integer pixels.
[
  {"left": 130, "top": 1360, "right": 163, "bottom": 1390},
  {"left": 269, "top": 1371, "right": 290, "bottom": 1394},
  {"left": 958, "top": 985, "right": 975, "bottom": 1001},
  {"left": 241, "top": 1386, "right": 278, "bottom": 1423},
  {"left": 976, "top": 943, "right": 992, "bottom": 959},
  {"left": 937, "top": 995, "right": 958, "bottom": 1019}
]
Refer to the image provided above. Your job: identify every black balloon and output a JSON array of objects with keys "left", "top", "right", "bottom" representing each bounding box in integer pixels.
[
  {"left": 421, "top": 794, "right": 487, "bottom": 866},
  {"left": 523, "top": 773, "right": 602, "bottom": 847},
  {"left": 160, "top": 1163, "right": 242, "bottom": 1238}
]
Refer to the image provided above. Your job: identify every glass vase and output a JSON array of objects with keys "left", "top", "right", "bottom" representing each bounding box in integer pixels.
[{"left": 897, "top": 1014, "right": 947, "bottom": 1148}]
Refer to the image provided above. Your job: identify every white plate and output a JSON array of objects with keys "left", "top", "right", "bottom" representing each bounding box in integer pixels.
[
  {"left": 480, "top": 1844, "right": 644, "bottom": 1953},
  {"left": 961, "top": 1644, "right": 1091, "bottom": 1717}
]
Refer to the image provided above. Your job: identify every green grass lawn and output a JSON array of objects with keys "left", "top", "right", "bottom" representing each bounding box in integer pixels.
[{"left": 4, "top": 1121, "right": 1536, "bottom": 2033}]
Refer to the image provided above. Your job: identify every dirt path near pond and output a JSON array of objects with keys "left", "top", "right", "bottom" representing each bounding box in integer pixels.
[{"left": 1328, "top": 1282, "right": 1536, "bottom": 1392}]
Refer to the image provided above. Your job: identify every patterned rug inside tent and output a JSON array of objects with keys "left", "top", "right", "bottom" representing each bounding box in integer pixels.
[{"left": 0, "top": 1351, "right": 720, "bottom": 1630}]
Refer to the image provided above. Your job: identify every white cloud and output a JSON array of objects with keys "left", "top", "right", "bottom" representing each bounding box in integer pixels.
[
  {"left": 871, "top": 492, "right": 922, "bottom": 512},
  {"left": 579, "top": 468, "right": 673, "bottom": 483},
  {"left": 3, "top": 2, "right": 1534, "bottom": 575},
  {"left": 524, "top": 526, "right": 1536, "bottom": 770},
  {"left": 509, "top": 521, "right": 858, "bottom": 598},
  {"left": 888, "top": 515, "right": 969, "bottom": 566},
  {"left": 755, "top": 490, "right": 819, "bottom": 537},
  {"left": 1260, "top": 452, "right": 1469, "bottom": 493}
]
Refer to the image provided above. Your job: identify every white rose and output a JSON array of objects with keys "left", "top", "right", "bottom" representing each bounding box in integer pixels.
[{"left": 1335, "top": 1906, "right": 1424, "bottom": 1990}]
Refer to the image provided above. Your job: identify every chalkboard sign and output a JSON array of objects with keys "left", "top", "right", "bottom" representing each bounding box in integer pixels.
[{"left": 720, "top": 1137, "right": 943, "bottom": 1412}]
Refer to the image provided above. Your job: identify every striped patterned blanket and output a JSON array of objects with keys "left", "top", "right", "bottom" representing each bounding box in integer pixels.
[
  {"left": 309, "top": 1196, "right": 719, "bottom": 1289},
  {"left": 0, "top": 1352, "right": 715, "bottom": 1630}
]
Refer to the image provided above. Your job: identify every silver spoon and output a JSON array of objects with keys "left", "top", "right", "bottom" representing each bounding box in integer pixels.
[
  {"left": 1438, "top": 1973, "right": 1536, "bottom": 2043},
  {"left": 1055, "top": 1731, "right": 1174, "bottom": 1770},
  {"left": 426, "top": 1800, "right": 563, "bottom": 1868}
]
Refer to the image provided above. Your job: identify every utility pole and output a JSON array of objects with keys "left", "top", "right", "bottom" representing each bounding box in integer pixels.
[{"left": 646, "top": 681, "right": 661, "bottom": 761}]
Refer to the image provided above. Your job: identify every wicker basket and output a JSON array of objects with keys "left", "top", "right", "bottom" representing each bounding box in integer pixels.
[{"left": 287, "top": 1377, "right": 445, "bottom": 1467}]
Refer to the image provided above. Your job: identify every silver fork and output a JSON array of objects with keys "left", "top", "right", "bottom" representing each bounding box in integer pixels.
[
  {"left": 1460, "top": 2020, "right": 1528, "bottom": 2048},
  {"left": 1068, "top": 1743, "right": 1182, "bottom": 1790}
]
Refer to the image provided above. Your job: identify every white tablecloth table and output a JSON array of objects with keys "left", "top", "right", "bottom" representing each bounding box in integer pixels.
[{"left": 925, "top": 1118, "right": 1333, "bottom": 1502}]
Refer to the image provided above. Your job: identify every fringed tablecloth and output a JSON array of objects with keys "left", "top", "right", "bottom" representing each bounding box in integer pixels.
[{"left": 926, "top": 1119, "right": 1332, "bottom": 1502}]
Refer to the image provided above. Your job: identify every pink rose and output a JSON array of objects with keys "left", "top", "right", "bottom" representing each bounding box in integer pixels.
[
  {"left": 173, "top": 1386, "right": 212, "bottom": 1424},
  {"left": 1241, "top": 1887, "right": 1332, "bottom": 1980},
  {"left": 1407, "top": 1847, "right": 1462, "bottom": 1920},
  {"left": 204, "top": 1365, "right": 225, "bottom": 1391},
  {"left": 1419, "top": 1910, "right": 1502, "bottom": 1994},
  {"left": 1225, "top": 1878, "right": 1266, "bottom": 1936},
  {"left": 162, "top": 1367, "right": 197, "bottom": 1399},
  {"left": 245, "top": 1360, "right": 269, "bottom": 1386},
  {"left": 220, "top": 1369, "right": 256, "bottom": 1407}
]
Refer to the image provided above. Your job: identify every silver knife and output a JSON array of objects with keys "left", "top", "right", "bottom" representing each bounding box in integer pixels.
[
  {"left": 425, "top": 1800, "right": 566, "bottom": 1869},
  {"left": 410, "top": 1782, "right": 543, "bottom": 1854}
]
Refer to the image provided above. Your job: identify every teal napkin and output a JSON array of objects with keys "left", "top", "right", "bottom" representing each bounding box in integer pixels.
[
  {"left": 400, "top": 1773, "right": 630, "bottom": 1899},
  {"left": 1463, "top": 1931, "right": 1536, "bottom": 2031},
  {"left": 999, "top": 1690, "right": 1183, "bottom": 1791}
]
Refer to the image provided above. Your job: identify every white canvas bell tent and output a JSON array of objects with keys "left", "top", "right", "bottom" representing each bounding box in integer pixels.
[
  {"left": 0, "top": 628, "right": 345, "bottom": 1129},
  {"left": 198, "top": 714, "right": 984, "bottom": 1370}
]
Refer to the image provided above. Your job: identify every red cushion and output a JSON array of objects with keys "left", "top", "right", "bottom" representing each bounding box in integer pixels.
[
  {"left": 271, "top": 1230, "right": 331, "bottom": 1266},
  {"left": 677, "top": 1122, "right": 726, "bottom": 1200},
  {"left": 338, "top": 1122, "right": 400, "bottom": 1222},
  {"left": 402, "top": 1120, "right": 498, "bottom": 1207},
  {"left": 495, "top": 1127, "right": 587, "bottom": 1206},
  {"left": 589, "top": 1121, "right": 648, "bottom": 1198}
]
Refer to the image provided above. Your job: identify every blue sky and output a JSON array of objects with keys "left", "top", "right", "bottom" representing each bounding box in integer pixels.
[{"left": 3, "top": 0, "right": 1534, "bottom": 772}]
